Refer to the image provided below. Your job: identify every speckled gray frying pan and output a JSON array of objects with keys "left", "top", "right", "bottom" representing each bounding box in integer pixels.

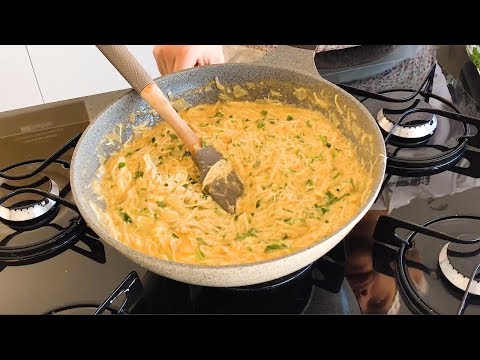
[{"left": 70, "top": 46, "right": 386, "bottom": 287}]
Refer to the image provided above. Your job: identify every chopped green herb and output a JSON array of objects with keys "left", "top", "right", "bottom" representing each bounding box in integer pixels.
[
  {"left": 134, "top": 170, "right": 144, "bottom": 179},
  {"left": 229, "top": 115, "right": 234, "bottom": 118},
  {"left": 265, "top": 243, "right": 287, "bottom": 253},
  {"left": 325, "top": 191, "right": 337, "bottom": 206},
  {"left": 295, "top": 135, "right": 304, "bottom": 143},
  {"left": 195, "top": 247, "right": 205, "bottom": 260},
  {"left": 172, "top": 233, "right": 179, "bottom": 238},
  {"left": 314, "top": 203, "right": 330, "bottom": 214},
  {"left": 157, "top": 201, "right": 166, "bottom": 208},
  {"left": 212, "top": 111, "right": 224, "bottom": 118},
  {"left": 125, "top": 152, "right": 133, "bottom": 157},
  {"left": 310, "top": 154, "right": 324, "bottom": 163},
  {"left": 260, "top": 110, "right": 268, "bottom": 116},
  {"left": 257, "top": 120, "right": 266, "bottom": 129},
  {"left": 306, "top": 179, "right": 314, "bottom": 187},
  {"left": 286, "top": 115, "right": 294, "bottom": 121},
  {"left": 306, "top": 120, "right": 312, "bottom": 128},
  {"left": 118, "top": 162, "right": 126, "bottom": 169},
  {"left": 319, "top": 136, "right": 332, "bottom": 148},
  {"left": 268, "top": 120, "right": 275, "bottom": 124},
  {"left": 282, "top": 234, "right": 289, "bottom": 240},
  {"left": 236, "top": 228, "right": 259, "bottom": 241},
  {"left": 120, "top": 211, "right": 132, "bottom": 223},
  {"left": 333, "top": 172, "right": 341, "bottom": 180},
  {"left": 256, "top": 199, "right": 261, "bottom": 208},
  {"left": 196, "top": 237, "right": 207, "bottom": 245},
  {"left": 184, "top": 151, "right": 191, "bottom": 157},
  {"left": 169, "top": 133, "right": 178, "bottom": 140},
  {"left": 177, "top": 144, "right": 184, "bottom": 151},
  {"left": 151, "top": 137, "right": 156, "bottom": 143},
  {"left": 215, "top": 119, "right": 221, "bottom": 125},
  {"left": 182, "top": 184, "right": 188, "bottom": 188},
  {"left": 201, "top": 139, "right": 207, "bottom": 148}
]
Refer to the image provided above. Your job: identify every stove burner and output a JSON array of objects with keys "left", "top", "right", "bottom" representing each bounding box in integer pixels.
[
  {"left": 0, "top": 173, "right": 60, "bottom": 230},
  {"left": 373, "top": 214, "right": 480, "bottom": 314},
  {"left": 439, "top": 241, "right": 480, "bottom": 295},
  {"left": 365, "top": 93, "right": 438, "bottom": 147},
  {"left": 338, "top": 64, "right": 480, "bottom": 178},
  {"left": 0, "top": 189, "right": 87, "bottom": 266}
]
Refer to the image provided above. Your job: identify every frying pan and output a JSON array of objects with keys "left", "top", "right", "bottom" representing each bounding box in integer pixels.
[{"left": 71, "top": 46, "right": 386, "bottom": 287}]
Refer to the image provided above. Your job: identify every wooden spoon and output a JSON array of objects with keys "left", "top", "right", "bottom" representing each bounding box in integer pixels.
[{"left": 96, "top": 45, "right": 244, "bottom": 214}]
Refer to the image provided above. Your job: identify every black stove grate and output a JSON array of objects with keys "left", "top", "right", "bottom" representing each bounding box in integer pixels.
[
  {"left": 0, "top": 134, "right": 104, "bottom": 267},
  {"left": 373, "top": 215, "right": 480, "bottom": 314},
  {"left": 338, "top": 64, "right": 480, "bottom": 179}
]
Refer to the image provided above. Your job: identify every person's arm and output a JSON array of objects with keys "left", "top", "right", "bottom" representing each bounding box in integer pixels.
[{"left": 153, "top": 45, "right": 225, "bottom": 75}]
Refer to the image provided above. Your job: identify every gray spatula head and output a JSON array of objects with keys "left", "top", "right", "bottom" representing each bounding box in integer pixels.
[{"left": 192, "top": 146, "right": 244, "bottom": 214}]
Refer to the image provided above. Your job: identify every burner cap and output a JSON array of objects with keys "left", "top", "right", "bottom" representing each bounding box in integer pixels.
[
  {"left": 363, "top": 91, "right": 438, "bottom": 147},
  {"left": 439, "top": 239, "right": 480, "bottom": 295},
  {"left": 0, "top": 174, "right": 60, "bottom": 229}
]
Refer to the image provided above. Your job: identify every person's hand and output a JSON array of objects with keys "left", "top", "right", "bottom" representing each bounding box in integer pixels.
[{"left": 153, "top": 45, "right": 225, "bottom": 75}]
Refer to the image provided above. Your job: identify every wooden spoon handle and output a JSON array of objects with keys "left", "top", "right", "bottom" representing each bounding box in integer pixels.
[{"left": 96, "top": 45, "right": 201, "bottom": 153}]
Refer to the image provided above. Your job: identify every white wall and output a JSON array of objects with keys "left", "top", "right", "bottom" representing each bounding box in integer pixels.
[
  {"left": 0, "top": 45, "right": 44, "bottom": 112},
  {"left": 27, "top": 45, "right": 159, "bottom": 104},
  {"left": 0, "top": 45, "right": 159, "bottom": 112}
]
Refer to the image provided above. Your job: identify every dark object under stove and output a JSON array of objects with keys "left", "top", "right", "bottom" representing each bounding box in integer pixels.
[
  {"left": 338, "top": 65, "right": 480, "bottom": 181},
  {"left": 131, "top": 253, "right": 359, "bottom": 314}
]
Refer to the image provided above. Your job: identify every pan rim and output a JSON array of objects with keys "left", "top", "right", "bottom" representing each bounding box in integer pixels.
[{"left": 71, "top": 63, "right": 386, "bottom": 274}]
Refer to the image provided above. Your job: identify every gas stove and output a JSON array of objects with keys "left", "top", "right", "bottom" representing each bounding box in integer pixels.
[{"left": 1, "top": 57, "right": 480, "bottom": 315}]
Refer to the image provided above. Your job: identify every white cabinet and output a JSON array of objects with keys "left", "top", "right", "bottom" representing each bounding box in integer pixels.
[
  {"left": 0, "top": 45, "right": 44, "bottom": 112},
  {"left": 26, "top": 45, "right": 160, "bottom": 104}
]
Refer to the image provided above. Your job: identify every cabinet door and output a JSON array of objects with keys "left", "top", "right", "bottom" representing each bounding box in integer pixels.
[
  {"left": 26, "top": 45, "right": 160, "bottom": 104},
  {"left": 0, "top": 45, "right": 44, "bottom": 112}
]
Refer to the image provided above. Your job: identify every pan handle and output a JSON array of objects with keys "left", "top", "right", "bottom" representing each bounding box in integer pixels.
[{"left": 257, "top": 45, "right": 321, "bottom": 79}]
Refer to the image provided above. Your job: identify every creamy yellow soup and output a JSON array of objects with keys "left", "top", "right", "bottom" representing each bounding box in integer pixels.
[{"left": 97, "top": 101, "right": 370, "bottom": 265}]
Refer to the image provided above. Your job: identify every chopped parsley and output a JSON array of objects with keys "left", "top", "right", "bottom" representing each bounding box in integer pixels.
[
  {"left": 319, "top": 136, "right": 332, "bottom": 148},
  {"left": 306, "top": 120, "right": 312, "bottom": 128},
  {"left": 265, "top": 243, "right": 287, "bottom": 253},
  {"left": 286, "top": 115, "right": 294, "bottom": 121},
  {"left": 157, "top": 201, "right": 166, "bottom": 208},
  {"left": 120, "top": 210, "right": 132, "bottom": 223},
  {"left": 172, "top": 233, "right": 179, "bottom": 238},
  {"left": 201, "top": 139, "right": 207, "bottom": 148},
  {"left": 257, "top": 120, "right": 266, "bottom": 129},
  {"left": 118, "top": 162, "right": 126, "bottom": 169},
  {"left": 169, "top": 133, "right": 178, "bottom": 140},
  {"left": 256, "top": 199, "right": 261, "bottom": 208},
  {"left": 236, "top": 228, "right": 259, "bottom": 241},
  {"left": 260, "top": 110, "right": 268, "bottom": 116},
  {"left": 213, "top": 111, "right": 224, "bottom": 118},
  {"left": 134, "top": 170, "right": 144, "bottom": 179},
  {"left": 151, "top": 137, "right": 156, "bottom": 143},
  {"left": 306, "top": 179, "right": 314, "bottom": 187}
]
